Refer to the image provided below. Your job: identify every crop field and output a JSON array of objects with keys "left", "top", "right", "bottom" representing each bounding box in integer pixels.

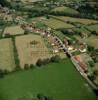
[
  {"left": 0, "top": 38, "right": 16, "bottom": 71},
  {"left": 87, "top": 24, "right": 98, "bottom": 32},
  {"left": 73, "top": 27, "right": 90, "bottom": 34},
  {"left": 54, "top": 16, "right": 98, "bottom": 25},
  {"left": 0, "top": 59, "right": 97, "bottom": 100},
  {"left": 7, "top": 0, "right": 42, "bottom": 3},
  {"left": 51, "top": 6, "right": 79, "bottom": 15},
  {"left": 3, "top": 26, "right": 24, "bottom": 36},
  {"left": 15, "top": 34, "right": 52, "bottom": 68},
  {"left": 85, "top": 36, "right": 98, "bottom": 48},
  {"left": 42, "top": 18, "right": 74, "bottom": 29},
  {"left": 74, "top": 35, "right": 98, "bottom": 48}
]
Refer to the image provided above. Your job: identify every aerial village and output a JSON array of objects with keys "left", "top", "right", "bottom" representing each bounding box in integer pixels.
[{"left": 0, "top": 0, "right": 98, "bottom": 100}]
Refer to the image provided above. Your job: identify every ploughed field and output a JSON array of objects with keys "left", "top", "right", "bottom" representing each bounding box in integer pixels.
[{"left": 0, "top": 59, "right": 97, "bottom": 100}]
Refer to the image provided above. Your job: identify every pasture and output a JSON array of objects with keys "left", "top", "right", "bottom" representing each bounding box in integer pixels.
[
  {"left": 51, "top": 6, "right": 79, "bottom": 15},
  {"left": 3, "top": 26, "right": 24, "bottom": 36},
  {"left": 0, "top": 59, "right": 97, "bottom": 100},
  {"left": 0, "top": 38, "right": 16, "bottom": 71},
  {"left": 15, "top": 34, "right": 52, "bottom": 68}
]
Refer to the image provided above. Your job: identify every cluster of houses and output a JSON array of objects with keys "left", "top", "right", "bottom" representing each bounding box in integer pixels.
[
  {"left": 21, "top": 22, "right": 88, "bottom": 56},
  {"left": 21, "top": 23, "right": 64, "bottom": 54},
  {"left": 63, "top": 36, "right": 87, "bottom": 53}
]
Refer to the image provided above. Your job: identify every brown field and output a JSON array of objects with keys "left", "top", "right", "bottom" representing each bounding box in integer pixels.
[
  {"left": 3, "top": 26, "right": 24, "bottom": 36},
  {"left": 0, "top": 38, "right": 16, "bottom": 71},
  {"left": 15, "top": 34, "right": 52, "bottom": 68}
]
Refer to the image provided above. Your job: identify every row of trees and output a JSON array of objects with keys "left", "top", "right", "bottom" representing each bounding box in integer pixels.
[
  {"left": 91, "top": 31, "right": 98, "bottom": 36},
  {"left": 36, "top": 55, "right": 61, "bottom": 67},
  {"left": 23, "top": 55, "right": 61, "bottom": 70},
  {"left": 0, "top": 0, "right": 10, "bottom": 7},
  {"left": 18, "top": 93, "right": 53, "bottom": 100}
]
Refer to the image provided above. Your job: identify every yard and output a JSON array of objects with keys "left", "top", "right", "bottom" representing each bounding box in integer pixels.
[
  {"left": 0, "top": 59, "right": 97, "bottom": 100},
  {"left": 15, "top": 34, "right": 52, "bottom": 68},
  {"left": 0, "top": 38, "right": 16, "bottom": 71},
  {"left": 3, "top": 26, "right": 24, "bottom": 36}
]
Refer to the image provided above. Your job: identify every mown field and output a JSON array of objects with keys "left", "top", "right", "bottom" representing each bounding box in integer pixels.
[
  {"left": 0, "top": 59, "right": 97, "bottom": 100},
  {"left": 0, "top": 38, "right": 16, "bottom": 71},
  {"left": 15, "top": 34, "right": 52, "bottom": 68}
]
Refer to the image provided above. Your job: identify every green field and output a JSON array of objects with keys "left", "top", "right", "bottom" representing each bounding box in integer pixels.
[
  {"left": 54, "top": 16, "right": 98, "bottom": 25},
  {"left": 42, "top": 18, "right": 74, "bottom": 29},
  {"left": 87, "top": 24, "right": 98, "bottom": 32},
  {"left": 0, "top": 59, "right": 97, "bottom": 100},
  {"left": 51, "top": 6, "right": 79, "bottom": 15}
]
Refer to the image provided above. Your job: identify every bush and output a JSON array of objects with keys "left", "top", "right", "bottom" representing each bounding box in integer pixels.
[
  {"left": 50, "top": 55, "right": 61, "bottom": 63},
  {"left": 88, "top": 74, "right": 95, "bottom": 81},
  {"left": 30, "top": 64, "right": 34, "bottom": 69},
  {"left": 37, "top": 93, "right": 45, "bottom": 100},
  {"left": 24, "top": 64, "right": 29, "bottom": 70},
  {"left": 87, "top": 45, "right": 95, "bottom": 52},
  {"left": 94, "top": 70, "right": 98, "bottom": 76},
  {"left": 36, "top": 59, "right": 43, "bottom": 67},
  {"left": 36, "top": 55, "right": 61, "bottom": 67},
  {"left": 88, "top": 61, "right": 95, "bottom": 67},
  {"left": 0, "top": 70, "right": 4, "bottom": 78},
  {"left": 91, "top": 31, "right": 98, "bottom": 36}
]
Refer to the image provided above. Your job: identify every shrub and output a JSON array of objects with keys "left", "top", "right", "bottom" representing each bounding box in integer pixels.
[
  {"left": 50, "top": 55, "right": 61, "bottom": 63},
  {"left": 24, "top": 64, "right": 29, "bottom": 70},
  {"left": 36, "top": 59, "right": 43, "bottom": 67},
  {"left": 88, "top": 61, "right": 95, "bottom": 67},
  {"left": 30, "top": 64, "right": 34, "bottom": 69}
]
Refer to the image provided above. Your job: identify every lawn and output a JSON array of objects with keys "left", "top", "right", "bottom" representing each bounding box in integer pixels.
[
  {"left": 15, "top": 34, "right": 52, "bottom": 68},
  {"left": 0, "top": 59, "right": 97, "bottom": 100},
  {"left": 0, "top": 38, "right": 16, "bottom": 71}
]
